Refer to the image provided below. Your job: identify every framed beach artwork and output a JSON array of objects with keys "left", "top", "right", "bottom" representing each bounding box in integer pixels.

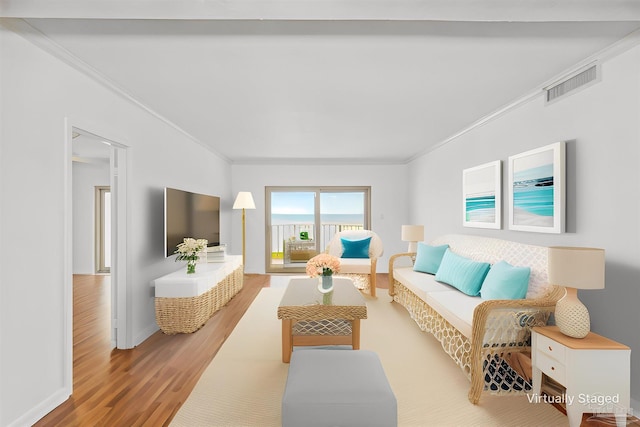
[
  {"left": 508, "top": 141, "right": 565, "bottom": 233},
  {"left": 462, "top": 160, "right": 501, "bottom": 229}
]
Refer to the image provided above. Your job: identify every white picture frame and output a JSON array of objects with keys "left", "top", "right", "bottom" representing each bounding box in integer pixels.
[
  {"left": 508, "top": 141, "right": 565, "bottom": 233},
  {"left": 462, "top": 160, "right": 502, "bottom": 229}
]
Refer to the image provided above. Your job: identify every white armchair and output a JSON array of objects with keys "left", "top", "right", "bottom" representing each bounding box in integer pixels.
[{"left": 326, "top": 230, "right": 384, "bottom": 297}]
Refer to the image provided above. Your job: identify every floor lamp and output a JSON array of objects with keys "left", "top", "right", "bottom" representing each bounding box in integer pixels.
[{"left": 233, "top": 191, "right": 256, "bottom": 267}]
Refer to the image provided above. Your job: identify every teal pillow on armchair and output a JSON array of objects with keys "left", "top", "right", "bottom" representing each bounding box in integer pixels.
[{"left": 341, "top": 237, "right": 372, "bottom": 258}]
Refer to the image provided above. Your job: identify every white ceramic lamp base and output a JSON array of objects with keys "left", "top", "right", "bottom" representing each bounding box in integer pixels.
[{"left": 555, "top": 287, "right": 591, "bottom": 338}]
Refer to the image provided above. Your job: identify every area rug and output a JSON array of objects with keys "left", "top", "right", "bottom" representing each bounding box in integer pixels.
[{"left": 171, "top": 286, "right": 567, "bottom": 427}]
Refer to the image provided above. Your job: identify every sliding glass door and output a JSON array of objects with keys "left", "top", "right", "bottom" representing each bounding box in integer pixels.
[{"left": 266, "top": 186, "right": 370, "bottom": 273}]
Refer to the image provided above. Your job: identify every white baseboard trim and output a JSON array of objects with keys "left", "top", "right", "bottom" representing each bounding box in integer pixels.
[
  {"left": 133, "top": 322, "right": 160, "bottom": 348},
  {"left": 8, "top": 387, "right": 70, "bottom": 427},
  {"left": 631, "top": 397, "right": 640, "bottom": 419}
]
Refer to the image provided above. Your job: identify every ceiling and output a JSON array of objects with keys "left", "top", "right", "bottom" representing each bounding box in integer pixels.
[{"left": 4, "top": 1, "right": 640, "bottom": 164}]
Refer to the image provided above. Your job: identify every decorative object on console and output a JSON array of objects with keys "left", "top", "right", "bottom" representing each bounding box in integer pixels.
[
  {"left": 174, "top": 238, "right": 208, "bottom": 274},
  {"left": 401, "top": 225, "right": 424, "bottom": 253},
  {"left": 508, "top": 141, "right": 565, "bottom": 234},
  {"left": 462, "top": 160, "right": 501, "bottom": 229},
  {"left": 548, "top": 246, "right": 605, "bottom": 338},
  {"left": 306, "top": 253, "right": 341, "bottom": 292},
  {"left": 232, "top": 191, "right": 256, "bottom": 267},
  {"left": 206, "top": 244, "right": 226, "bottom": 263}
]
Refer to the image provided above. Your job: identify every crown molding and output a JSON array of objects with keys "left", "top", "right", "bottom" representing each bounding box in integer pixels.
[
  {"left": 231, "top": 156, "right": 407, "bottom": 166},
  {"left": 2, "top": 0, "right": 640, "bottom": 21},
  {"left": 0, "top": 17, "right": 231, "bottom": 164}
]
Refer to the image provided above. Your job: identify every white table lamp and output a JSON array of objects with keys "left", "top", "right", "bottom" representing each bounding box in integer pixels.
[
  {"left": 401, "top": 225, "right": 424, "bottom": 253},
  {"left": 548, "top": 246, "right": 605, "bottom": 339},
  {"left": 233, "top": 191, "right": 256, "bottom": 267}
]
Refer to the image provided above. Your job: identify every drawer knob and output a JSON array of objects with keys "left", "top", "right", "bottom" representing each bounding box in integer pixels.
[
  {"left": 551, "top": 366, "right": 555, "bottom": 371},
  {"left": 548, "top": 346, "right": 553, "bottom": 351}
]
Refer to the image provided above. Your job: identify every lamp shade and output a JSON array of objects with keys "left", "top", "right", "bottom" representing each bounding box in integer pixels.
[
  {"left": 548, "top": 246, "right": 605, "bottom": 290},
  {"left": 233, "top": 192, "right": 256, "bottom": 210},
  {"left": 401, "top": 225, "right": 424, "bottom": 242}
]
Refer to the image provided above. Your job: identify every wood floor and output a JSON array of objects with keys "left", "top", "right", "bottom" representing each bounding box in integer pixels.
[
  {"left": 34, "top": 273, "right": 271, "bottom": 427},
  {"left": 33, "top": 273, "right": 635, "bottom": 427}
]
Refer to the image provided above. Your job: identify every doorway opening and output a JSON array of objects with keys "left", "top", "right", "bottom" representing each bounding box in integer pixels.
[
  {"left": 65, "top": 121, "right": 130, "bottom": 398},
  {"left": 95, "top": 186, "right": 111, "bottom": 274}
]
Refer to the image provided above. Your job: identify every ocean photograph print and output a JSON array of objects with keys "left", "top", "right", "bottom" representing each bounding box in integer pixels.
[
  {"left": 462, "top": 160, "right": 502, "bottom": 229},
  {"left": 508, "top": 141, "right": 565, "bottom": 233}
]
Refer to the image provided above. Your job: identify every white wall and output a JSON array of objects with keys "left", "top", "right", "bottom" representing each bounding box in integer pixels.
[
  {"left": 231, "top": 163, "right": 409, "bottom": 274},
  {"left": 408, "top": 44, "right": 640, "bottom": 407},
  {"left": 0, "top": 25, "right": 232, "bottom": 426},
  {"left": 72, "top": 161, "right": 110, "bottom": 274}
]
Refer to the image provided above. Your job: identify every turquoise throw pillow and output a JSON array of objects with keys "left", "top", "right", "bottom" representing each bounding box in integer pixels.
[
  {"left": 480, "top": 261, "right": 530, "bottom": 300},
  {"left": 434, "top": 249, "right": 490, "bottom": 296},
  {"left": 413, "top": 243, "right": 449, "bottom": 274},
  {"left": 341, "top": 237, "right": 372, "bottom": 258}
]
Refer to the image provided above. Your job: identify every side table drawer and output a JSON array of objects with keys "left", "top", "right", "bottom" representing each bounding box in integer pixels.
[
  {"left": 537, "top": 333, "right": 566, "bottom": 362},
  {"left": 536, "top": 351, "right": 566, "bottom": 384}
]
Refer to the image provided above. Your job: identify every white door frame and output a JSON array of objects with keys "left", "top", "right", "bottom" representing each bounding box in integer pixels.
[{"left": 64, "top": 118, "right": 132, "bottom": 395}]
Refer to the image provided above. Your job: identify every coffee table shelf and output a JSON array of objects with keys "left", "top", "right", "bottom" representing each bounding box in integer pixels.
[{"left": 277, "top": 276, "right": 367, "bottom": 362}]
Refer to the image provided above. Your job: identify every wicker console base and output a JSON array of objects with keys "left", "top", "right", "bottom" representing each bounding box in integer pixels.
[{"left": 155, "top": 266, "right": 244, "bottom": 334}]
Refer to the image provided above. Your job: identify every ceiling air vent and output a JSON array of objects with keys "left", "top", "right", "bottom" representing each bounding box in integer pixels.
[{"left": 546, "top": 64, "right": 598, "bottom": 104}]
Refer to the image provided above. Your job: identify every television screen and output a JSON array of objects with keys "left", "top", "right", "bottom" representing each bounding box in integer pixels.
[{"left": 164, "top": 187, "right": 220, "bottom": 257}]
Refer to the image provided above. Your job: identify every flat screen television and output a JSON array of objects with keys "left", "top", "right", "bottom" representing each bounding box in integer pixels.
[{"left": 164, "top": 187, "right": 220, "bottom": 257}]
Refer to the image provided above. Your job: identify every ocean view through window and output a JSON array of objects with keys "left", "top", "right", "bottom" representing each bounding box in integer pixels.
[{"left": 266, "top": 187, "right": 370, "bottom": 272}]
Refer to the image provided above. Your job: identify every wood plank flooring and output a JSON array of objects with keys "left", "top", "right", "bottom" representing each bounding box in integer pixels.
[
  {"left": 34, "top": 273, "right": 270, "bottom": 427},
  {"left": 32, "top": 273, "right": 636, "bottom": 427}
]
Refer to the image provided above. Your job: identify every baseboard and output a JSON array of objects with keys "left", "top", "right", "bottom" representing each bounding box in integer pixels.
[
  {"left": 7, "top": 387, "right": 70, "bottom": 427},
  {"left": 134, "top": 322, "right": 160, "bottom": 348}
]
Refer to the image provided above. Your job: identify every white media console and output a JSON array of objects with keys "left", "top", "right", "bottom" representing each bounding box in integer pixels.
[{"left": 152, "top": 255, "right": 243, "bottom": 334}]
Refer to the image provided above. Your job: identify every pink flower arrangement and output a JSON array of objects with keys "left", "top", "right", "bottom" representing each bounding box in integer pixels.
[{"left": 306, "top": 253, "right": 341, "bottom": 277}]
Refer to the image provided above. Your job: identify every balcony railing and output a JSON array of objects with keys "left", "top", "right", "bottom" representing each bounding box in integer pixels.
[{"left": 271, "top": 223, "right": 364, "bottom": 258}]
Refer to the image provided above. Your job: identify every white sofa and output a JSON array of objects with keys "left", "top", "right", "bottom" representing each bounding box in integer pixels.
[
  {"left": 388, "top": 234, "right": 564, "bottom": 404},
  {"left": 327, "top": 229, "right": 384, "bottom": 297}
]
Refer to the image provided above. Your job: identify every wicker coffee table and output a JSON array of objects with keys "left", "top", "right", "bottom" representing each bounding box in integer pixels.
[{"left": 277, "top": 277, "right": 367, "bottom": 363}]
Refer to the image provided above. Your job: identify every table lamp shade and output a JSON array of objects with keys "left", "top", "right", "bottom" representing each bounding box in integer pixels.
[
  {"left": 548, "top": 246, "right": 605, "bottom": 339},
  {"left": 233, "top": 191, "right": 256, "bottom": 210},
  {"left": 401, "top": 225, "right": 424, "bottom": 253},
  {"left": 548, "top": 247, "right": 605, "bottom": 290}
]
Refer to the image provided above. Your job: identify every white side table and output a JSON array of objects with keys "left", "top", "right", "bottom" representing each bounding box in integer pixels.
[{"left": 531, "top": 326, "right": 630, "bottom": 427}]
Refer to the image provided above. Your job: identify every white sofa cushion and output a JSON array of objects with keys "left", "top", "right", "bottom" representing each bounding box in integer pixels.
[
  {"left": 393, "top": 267, "right": 456, "bottom": 300},
  {"left": 394, "top": 266, "right": 482, "bottom": 339},
  {"left": 338, "top": 258, "right": 373, "bottom": 274},
  {"left": 425, "top": 291, "right": 483, "bottom": 339}
]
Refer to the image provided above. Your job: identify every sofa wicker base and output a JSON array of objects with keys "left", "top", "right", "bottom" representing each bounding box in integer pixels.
[
  {"left": 391, "top": 280, "right": 559, "bottom": 403},
  {"left": 155, "top": 265, "right": 244, "bottom": 334},
  {"left": 335, "top": 272, "right": 372, "bottom": 295}
]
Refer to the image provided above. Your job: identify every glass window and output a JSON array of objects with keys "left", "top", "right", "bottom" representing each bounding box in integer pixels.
[{"left": 265, "top": 187, "right": 370, "bottom": 273}]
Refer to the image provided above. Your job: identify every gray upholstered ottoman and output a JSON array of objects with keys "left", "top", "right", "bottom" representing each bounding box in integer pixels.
[{"left": 282, "top": 349, "right": 397, "bottom": 427}]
